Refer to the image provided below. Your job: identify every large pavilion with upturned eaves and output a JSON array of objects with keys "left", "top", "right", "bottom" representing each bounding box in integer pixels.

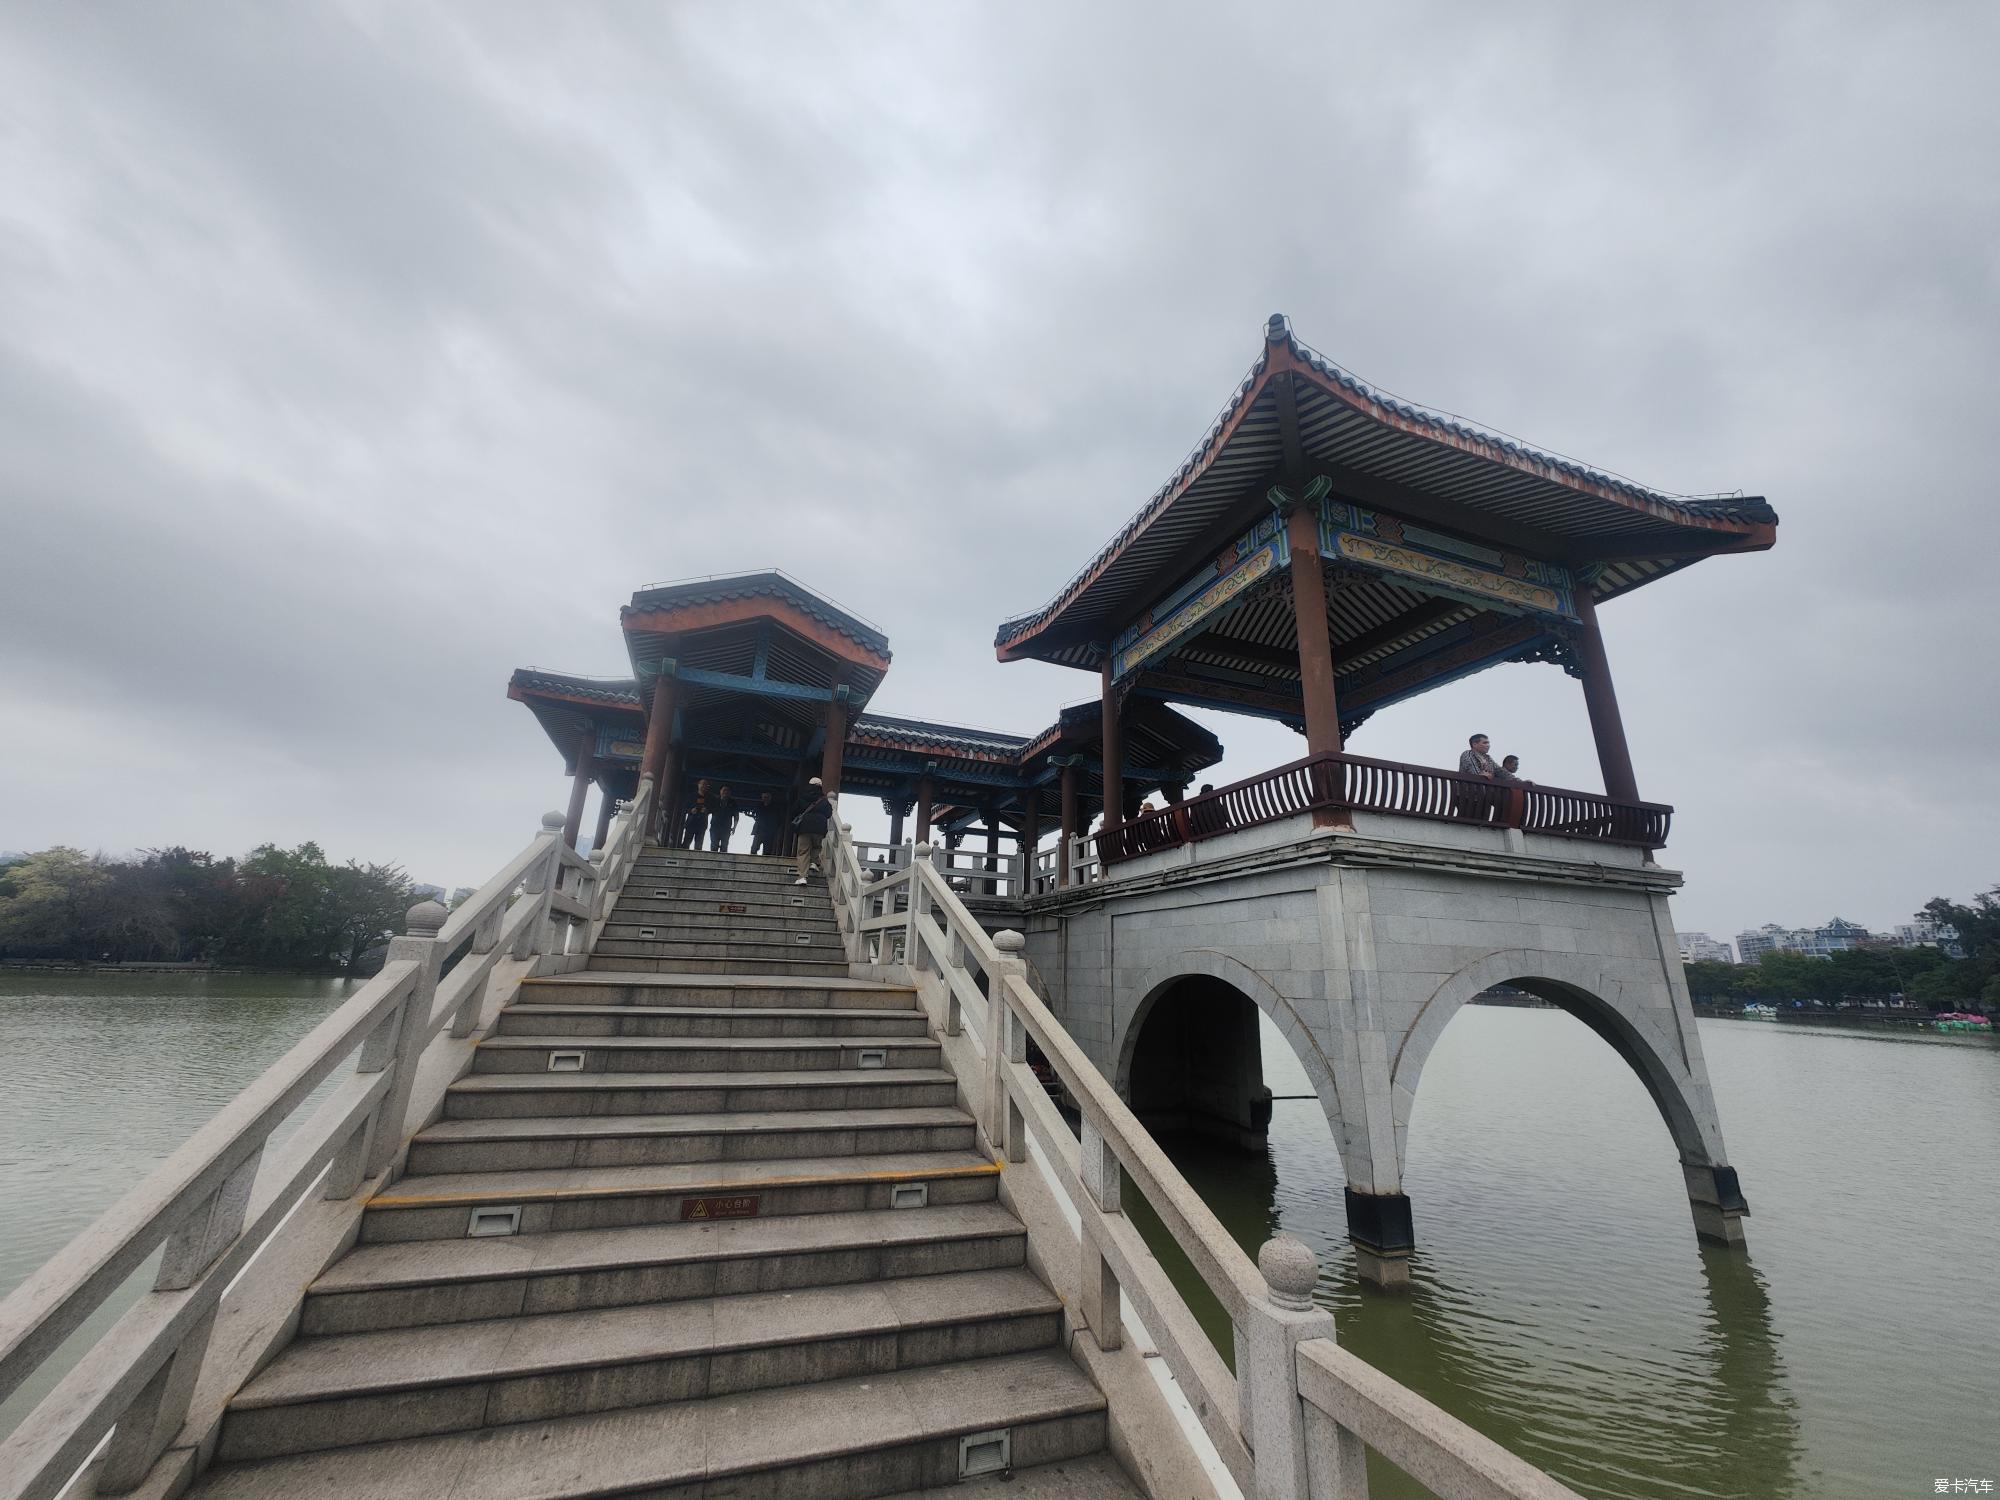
[{"left": 994, "top": 314, "right": 1776, "bottom": 860}]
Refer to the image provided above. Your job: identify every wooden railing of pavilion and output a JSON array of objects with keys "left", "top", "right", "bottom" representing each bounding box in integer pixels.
[{"left": 1093, "top": 751, "right": 1671, "bottom": 867}]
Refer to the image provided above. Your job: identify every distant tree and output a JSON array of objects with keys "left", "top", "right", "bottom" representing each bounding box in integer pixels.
[
  {"left": 0, "top": 848, "right": 110, "bottom": 959},
  {"left": 1916, "top": 887, "right": 1999, "bottom": 1011},
  {"left": 1740, "top": 950, "right": 1834, "bottom": 1004},
  {"left": 1681, "top": 960, "right": 1745, "bottom": 1001}
]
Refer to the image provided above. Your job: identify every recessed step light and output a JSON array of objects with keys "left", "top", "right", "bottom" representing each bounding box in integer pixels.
[
  {"left": 959, "top": 1429, "right": 1010, "bottom": 1479},
  {"left": 466, "top": 1206, "right": 521, "bottom": 1238},
  {"left": 547, "top": 1050, "right": 586, "bottom": 1072}
]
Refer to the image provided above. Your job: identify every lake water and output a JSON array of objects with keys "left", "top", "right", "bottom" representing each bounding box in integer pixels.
[
  {"left": 1134, "top": 1006, "right": 2000, "bottom": 1499},
  {"left": 1, "top": 976, "right": 1995, "bottom": 1496}
]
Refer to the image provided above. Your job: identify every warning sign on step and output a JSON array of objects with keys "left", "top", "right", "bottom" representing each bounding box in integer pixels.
[{"left": 680, "top": 1194, "right": 760, "bottom": 1221}]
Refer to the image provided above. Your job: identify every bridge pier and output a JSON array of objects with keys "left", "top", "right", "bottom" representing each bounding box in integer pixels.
[
  {"left": 1343, "top": 1189, "right": 1416, "bottom": 1289},
  {"left": 1021, "top": 814, "right": 1751, "bottom": 1295}
]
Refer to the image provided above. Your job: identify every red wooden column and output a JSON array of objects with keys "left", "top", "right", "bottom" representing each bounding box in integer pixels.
[
  {"left": 562, "top": 724, "right": 596, "bottom": 849},
  {"left": 1019, "top": 787, "right": 1042, "bottom": 892},
  {"left": 1099, "top": 660, "right": 1124, "bottom": 832},
  {"left": 1284, "top": 498, "right": 1350, "bottom": 826},
  {"left": 820, "top": 684, "right": 848, "bottom": 794},
  {"left": 914, "top": 773, "right": 936, "bottom": 845},
  {"left": 1284, "top": 501, "right": 1345, "bottom": 758},
  {"left": 888, "top": 804, "right": 907, "bottom": 846},
  {"left": 1571, "top": 586, "right": 1641, "bottom": 804},
  {"left": 639, "top": 658, "right": 681, "bottom": 839},
  {"left": 591, "top": 785, "right": 616, "bottom": 852},
  {"left": 1058, "top": 759, "right": 1079, "bottom": 887}
]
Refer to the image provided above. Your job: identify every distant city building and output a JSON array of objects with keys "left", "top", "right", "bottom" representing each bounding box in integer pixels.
[
  {"left": 1734, "top": 917, "right": 1879, "bottom": 963},
  {"left": 1891, "top": 917, "right": 1963, "bottom": 956},
  {"left": 1677, "top": 932, "right": 1736, "bottom": 964}
]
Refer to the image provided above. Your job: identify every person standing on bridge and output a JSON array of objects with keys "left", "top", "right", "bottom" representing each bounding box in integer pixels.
[
  {"left": 791, "top": 778, "right": 833, "bottom": 884},
  {"left": 680, "top": 779, "right": 713, "bottom": 850},
  {"left": 709, "top": 786, "right": 737, "bottom": 852},
  {"left": 749, "top": 791, "right": 783, "bottom": 857},
  {"left": 1454, "top": 734, "right": 1498, "bottom": 820}
]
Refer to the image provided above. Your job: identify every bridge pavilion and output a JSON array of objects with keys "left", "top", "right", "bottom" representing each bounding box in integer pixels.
[
  {"left": 508, "top": 570, "right": 1222, "bottom": 872},
  {"left": 994, "top": 315, "right": 1777, "bottom": 1284},
  {"left": 996, "top": 313, "right": 1776, "bottom": 839}
]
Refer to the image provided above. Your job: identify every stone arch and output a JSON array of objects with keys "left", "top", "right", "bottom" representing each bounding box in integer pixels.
[
  {"left": 1388, "top": 947, "right": 1725, "bottom": 1174},
  {"left": 1114, "top": 949, "right": 1352, "bottom": 1177}
]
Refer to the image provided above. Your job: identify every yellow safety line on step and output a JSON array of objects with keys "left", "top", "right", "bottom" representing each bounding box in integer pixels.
[{"left": 366, "top": 1157, "right": 1004, "bottom": 1209}]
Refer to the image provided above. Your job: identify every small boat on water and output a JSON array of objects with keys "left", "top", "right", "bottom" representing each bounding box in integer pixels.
[
  {"left": 1741, "top": 1003, "right": 1779, "bottom": 1020},
  {"left": 1934, "top": 1012, "right": 1994, "bottom": 1033}
]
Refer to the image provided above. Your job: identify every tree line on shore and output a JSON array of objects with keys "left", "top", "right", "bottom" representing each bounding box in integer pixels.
[
  {"left": 0, "top": 845, "right": 447, "bottom": 972},
  {"left": 1683, "top": 889, "right": 1999, "bottom": 1010}
]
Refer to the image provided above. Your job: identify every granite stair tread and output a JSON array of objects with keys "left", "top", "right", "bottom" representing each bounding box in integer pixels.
[
  {"left": 448, "top": 1066, "right": 956, "bottom": 1096},
  {"left": 368, "top": 1150, "right": 1001, "bottom": 1209},
  {"left": 233, "top": 1267, "right": 1057, "bottom": 1409},
  {"left": 518, "top": 972, "right": 914, "bottom": 995},
  {"left": 312, "top": 1203, "right": 1026, "bottom": 1296},
  {"left": 188, "top": 1348, "right": 1104, "bottom": 1500},
  {"left": 413, "top": 1106, "right": 972, "bottom": 1145},
  {"left": 502, "top": 1003, "right": 921, "bottom": 1023},
  {"left": 477, "top": 1032, "right": 935, "bottom": 1053},
  {"left": 879, "top": 1454, "right": 1142, "bottom": 1499}
]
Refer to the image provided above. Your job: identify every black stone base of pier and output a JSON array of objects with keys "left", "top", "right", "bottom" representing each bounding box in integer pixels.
[
  {"left": 1686, "top": 1163, "right": 1750, "bottom": 1249},
  {"left": 1345, "top": 1187, "right": 1415, "bottom": 1290}
]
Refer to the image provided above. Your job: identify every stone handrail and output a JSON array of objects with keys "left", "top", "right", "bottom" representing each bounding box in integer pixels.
[
  {"left": 824, "top": 818, "right": 1585, "bottom": 1500},
  {"left": 0, "top": 780, "right": 653, "bottom": 1500}
]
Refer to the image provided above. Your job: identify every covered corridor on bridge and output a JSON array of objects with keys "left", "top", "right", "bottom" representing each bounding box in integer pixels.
[{"left": 509, "top": 570, "right": 1224, "bottom": 878}]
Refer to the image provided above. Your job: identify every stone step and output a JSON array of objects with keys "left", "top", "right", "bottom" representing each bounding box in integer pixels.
[
  {"left": 591, "top": 931, "right": 848, "bottom": 961},
  {"left": 605, "top": 894, "right": 844, "bottom": 927},
  {"left": 602, "top": 904, "right": 842, "bottom": 935},
  {"left": 518, "top": 972, "right": 918, "bottom": 1010},
  {"left": 217, "top": 1267, "right": 1061, "bottom": 1461},
  {"left": 360, "top": 1150, "right": 1003, "bottom": 1243},
  {"left": 585, "top": 951, "right": 852, "bottom": 977},
  {"left": 598, "top": 921, "right": 843, "bottom": 951},
  {"left": 303, "top": 1202, "right": 1027, "bottom": 1336},
  {"left": 406, "top": 1106, "right": 977, "bottom": 1174},
  {"left": 470, "top": 1033, "right": 941, "bottom": 1075},
  {"left": 187, "top": 1348, "right": 1108, "bottom": 1500},
  {"left": 630, "top": 856, "right": 827, "bottom": 887},
  {"left": 878, "top": 1455, "right": 1143, "bottom": 1499},
  {"left": 494, "top": 1003, "right": 930, "bottom": 1041},
  {"left": 444, "top": 1067, "right": 960, "bottom": 1120}
]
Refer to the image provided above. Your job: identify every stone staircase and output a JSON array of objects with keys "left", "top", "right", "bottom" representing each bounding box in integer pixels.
[{"left": 187, "top": 846, "right": 1141, "bottom": 1500}]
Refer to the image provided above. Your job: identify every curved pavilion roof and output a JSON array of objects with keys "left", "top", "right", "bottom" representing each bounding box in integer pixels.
[{"left": 995, "top": 316, "right": 1777, "bottom": 686}]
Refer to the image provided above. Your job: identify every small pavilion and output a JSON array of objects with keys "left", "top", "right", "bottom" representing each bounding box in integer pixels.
[
  {"left": 509, "top": 571, "right": 1222, "bottom": 875},
  {"left": 994, "top": 315, "right": 1777, "bottom": 850}
]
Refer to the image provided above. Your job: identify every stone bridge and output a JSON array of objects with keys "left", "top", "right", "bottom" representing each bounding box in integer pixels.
[{"left": 1010, "top": 805, "right": 1748, "bottom": 1286}]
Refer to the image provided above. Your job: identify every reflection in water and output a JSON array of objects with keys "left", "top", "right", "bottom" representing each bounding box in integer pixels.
[
  {"left": 1189, "top": 1007, "right": 1999, "bottom": 1494},
  {"left": 1133, "top": 1126, "right": 1803, "bottom": 1500}
]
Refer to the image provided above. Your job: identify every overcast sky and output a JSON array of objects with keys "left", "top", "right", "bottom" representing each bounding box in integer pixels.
[{"left": 3, "top": 3, "right": 1995, "bottom": 943}]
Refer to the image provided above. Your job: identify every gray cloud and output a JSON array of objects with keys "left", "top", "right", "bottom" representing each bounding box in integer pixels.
[{"left": 2, "top": 1, "right": 1995, "bottom": 942}]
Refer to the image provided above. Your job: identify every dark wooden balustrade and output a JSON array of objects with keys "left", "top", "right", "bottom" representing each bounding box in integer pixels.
[{"left": 1092, "top": 752, "right": 1671, "bottom": 866}]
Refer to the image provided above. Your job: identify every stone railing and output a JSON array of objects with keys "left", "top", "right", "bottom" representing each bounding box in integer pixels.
[
  {"left": 0, "top": 782, "right": 654, "bottom": 1500},
  {"left": 826, "top": 819, "right": 1584, "bottom": 1500}
]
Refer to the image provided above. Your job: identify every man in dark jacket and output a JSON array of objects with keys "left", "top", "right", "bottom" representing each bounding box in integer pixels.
[
  {"left": 709, "top": 786, "right": 737, "bottom": 853},
  {"left": 792, "top": 778, "right": 833, "bottom": 884},
  {"left": 749, "top": 792, "right": 783, "bottom": 857}
]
